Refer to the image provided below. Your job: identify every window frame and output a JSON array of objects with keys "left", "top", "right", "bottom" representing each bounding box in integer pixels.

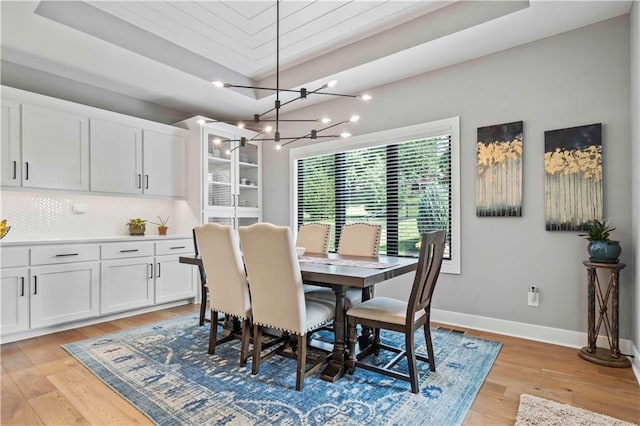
[{"left": 290, "top": 116, "right": 460, "bottom": 274}]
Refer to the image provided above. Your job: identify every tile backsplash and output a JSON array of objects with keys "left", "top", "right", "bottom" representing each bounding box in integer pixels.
[{"left": 0, "top": 190, "right": 195, "bottom": 241}]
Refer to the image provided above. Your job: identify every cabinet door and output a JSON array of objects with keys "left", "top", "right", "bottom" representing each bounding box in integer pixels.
[
  {"left": 203, "top": 211, "right": 234, "bottom": 227},
  {"left": 237, "top": 140, "right": 261, "bottom": 212},
  {"left": 143, "top": 129, "right": 185, "bottom": 197},
  {"left": 155, "top": 255, "right": 195, "bottom": 304},
  {"left": 205, "top": 131, "right": 234, "bottom": 210},
  {"left": 21, "top": 104, "right": 89, "bottom": 190},
  {"left": 90, "top": 119, "right": 142, "bottom": 194},
  {"left": 1, "top": 100, "right": 21, "bottom": 187},
  {"left": 30, "top": 262, "right": 99, "bottom": 329},
  {"left": 1, "top": 268, "right": 29, "bottom": 335},
  {"left": 101, "top": 257, "right": 154, "bottom": 314}
]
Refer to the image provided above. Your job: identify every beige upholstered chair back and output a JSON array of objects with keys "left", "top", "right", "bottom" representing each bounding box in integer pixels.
[
  {"left": 296, "top": 223, "right": 331, "bottom": 254},
  {"left": 194, "top": 223, "right": 251, "bottom": 319},
  {"left": 337, "top": 222, "right": 382, "bottom": 257},
  {"left": 238, "top": 223, "right": 307, "bottom": 334}
]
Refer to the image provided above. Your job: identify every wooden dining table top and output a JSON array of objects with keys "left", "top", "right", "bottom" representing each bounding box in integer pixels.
[
  {"left": 179, "top": 252, "right": 418, "bottom": 289},
  {"left": 297, "top": 253, "right": 418, "bottom": 288}
]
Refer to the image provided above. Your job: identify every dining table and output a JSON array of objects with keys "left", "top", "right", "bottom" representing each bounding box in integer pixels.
[{"left": 178, "top": 251, "right": 418, "bottom": 382}]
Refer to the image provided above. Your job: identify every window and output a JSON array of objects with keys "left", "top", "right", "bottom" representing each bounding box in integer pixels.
[{"left": 291, "top": 117, "right": 460, "bottom": 274}]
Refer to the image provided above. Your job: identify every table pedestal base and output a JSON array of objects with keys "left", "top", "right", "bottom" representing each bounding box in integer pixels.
[
  {"left": 579, "top": 346, "right": 631, "bottom": 368},
  {"left": 320, "top": 360, "right": 344, "bottom": 382}
]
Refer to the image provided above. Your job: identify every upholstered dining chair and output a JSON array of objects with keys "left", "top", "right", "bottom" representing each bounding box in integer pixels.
[
  {"left": 194, "top": 223, "right": 252, "bottom": 366},
  {"left": 238, "top": 222, "right": 335, "bottom": 391},
  {"left": 306, "top": 222, "right": 382, "bottom": 307},
  {"left": 296, "top": 222, "right": 331, "bottom": 254},
  {"left": 346, "top": 230, "right": 446, "bottom": 393},
  {"left": 338, "top": 222, "right": 382, "bottom": 257}
]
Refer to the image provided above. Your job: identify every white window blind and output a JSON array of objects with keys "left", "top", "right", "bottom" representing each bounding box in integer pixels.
[{"left": 296, "top": 134, "right": 452, "bottom": 258}]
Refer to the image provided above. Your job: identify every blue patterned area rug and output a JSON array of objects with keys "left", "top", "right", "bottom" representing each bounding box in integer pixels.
[{"left": 63, "top": 315, "right": 501, "bottom": 426}]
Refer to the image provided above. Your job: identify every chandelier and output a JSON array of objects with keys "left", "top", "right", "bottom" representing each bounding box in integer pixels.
[{"left": 198, "top": 0, "right": 372, "bottom": 152}]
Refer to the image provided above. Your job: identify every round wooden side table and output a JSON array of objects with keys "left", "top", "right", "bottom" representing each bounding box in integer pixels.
[{"left": 578, "top": 261, "right": 630, "bottom": 368}]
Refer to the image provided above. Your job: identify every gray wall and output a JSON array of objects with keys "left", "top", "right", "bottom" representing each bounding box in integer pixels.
[
  {"left": 631, "top": 1, "right": 639, "bottom": 357},
  {"left": 263, "top": 16, "right": 634, "bottom": 338}
]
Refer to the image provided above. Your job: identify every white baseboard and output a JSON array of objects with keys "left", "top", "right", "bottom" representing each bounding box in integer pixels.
[
  {"left": 0, "top": 299, "right": 194, "bottom": 344},
  {"left": 431, "top": 308, "right": 638, "bottom": 384}
]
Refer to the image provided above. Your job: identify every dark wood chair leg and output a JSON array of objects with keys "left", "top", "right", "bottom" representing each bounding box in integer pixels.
[
  {"left": 198, "top": 272, "right": 207, "bottom": 326},
  {"left": 208, "top": 310, "right": 218, "bottom": 354},
  {"left": 296, "top": 334, "right": 306, "bottom": 391},
  {"left": 240, "top": 318, "right": 250, "bottom": 367},
  {"left": 406, "top": 331, "right": 419, "bottom": 394},
  {"left": 423, "top": 323, "right": 436, "bottom": 372},
  {"left": 252, "top": 324, "right": 262, "bottom": 375},
  {"left": 346, "top": 319, "right": 357, "bottom": 374}
]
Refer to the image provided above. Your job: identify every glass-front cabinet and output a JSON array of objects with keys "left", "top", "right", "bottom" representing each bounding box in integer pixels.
[{"left": 202, "top": 122, "right": 261, "bottom": 228}]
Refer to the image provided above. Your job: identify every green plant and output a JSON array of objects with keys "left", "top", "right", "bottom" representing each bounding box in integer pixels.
[
  {"left": 579, "top": 219, "right": 615, "bottom": 242},
  {"left": 127, "top": 218, "right": 147, "bottom": 227},
  {"left": 151, "top": 216, "right": 170, "bottom": 228}
]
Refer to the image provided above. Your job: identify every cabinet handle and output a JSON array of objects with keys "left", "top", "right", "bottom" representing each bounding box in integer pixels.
[
  {"left": 145, "top": 175, "right": 149, "bottom": 189},
  {"left": 138, "top": 174, "right": 142, "bottom": 189},
  {"left": 33, "top": 276, "right": 37, "bottom": 295},
  {"left": 13, "top": 161, "right": 17, "bottom": 179},
  {"left": 120, "top": 249, "right": 139, "bottom": 253},
  {"left": 55, "top": 253, "right": 79, "bottom": 257},
  {"left": 169, "top": 246, "right": 186, "bottom": 250},
  {"left": 149, "top": 263, "right": 153, "bottom": 279},
  {"left": 25, "top": 162, "right": 29, "bottom": 180},
  {"left": 20, "top": 277, "right": 24, "bottom": 297},
  {"left": 157, "top": 262, "right": 161, "bottom": 278}
]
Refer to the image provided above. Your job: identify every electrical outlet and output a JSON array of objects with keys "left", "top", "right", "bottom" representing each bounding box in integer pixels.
[
  {"left": 528, "top": 286, "right": 539, "bottom": 307},
  {"left": 73, "top": 203, "right": 87, "bottom": 214}
]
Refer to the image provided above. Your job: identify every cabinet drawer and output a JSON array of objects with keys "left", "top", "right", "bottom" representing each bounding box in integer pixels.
[
  {"left": 1, "top": 247, "right": 29, "bottom": 268},
  {"left": 31, "top": 245, "right": 99, "bottom": 265},
  {"left": 101, "top": 241, "right": 154, "bottom": 259},
  {"left": 155, "top": 239, "right": 193, "bottom": 256}
]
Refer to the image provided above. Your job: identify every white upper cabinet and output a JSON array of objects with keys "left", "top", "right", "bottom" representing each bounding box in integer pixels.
[
  {"left": 1, "top": 100, "right": 21, "bottom": 187},
  {"left": 90, "top": 119, "right": 142, "bottom": 194},
  {"left": 143, "top": 129, "right": 186, "bottom": 198},
  {"left": 21, "top": 104, "right": 89, "bottom": 190},
  {"left": 1, "top": 87, "right": 187, "bottom": 199}
]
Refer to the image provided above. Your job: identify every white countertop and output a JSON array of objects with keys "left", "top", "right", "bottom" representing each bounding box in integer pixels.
[{"left": 0, "top": 234, "right": 192, "bottom": 247}]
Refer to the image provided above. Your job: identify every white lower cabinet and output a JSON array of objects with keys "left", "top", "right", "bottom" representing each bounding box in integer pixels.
[
  {"left": 1, "top": 237, "right": 195, "bottom": 342},
  {"left": 101, "top": 257, "right": 154, "bottom": 314},
  {"left": 1, "top": 267, "right": 29, "bottom": 335},
  {"left": 30, "top": 262, "right": 100, "bottom": 329},
  {"left": 155, "top": 255, "right": 195, "bottom": 304}
]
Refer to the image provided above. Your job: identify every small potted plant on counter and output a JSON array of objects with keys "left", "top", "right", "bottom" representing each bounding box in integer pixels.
[
  {"left": 127, "top": 218, "right": 147, "bottom": 236},
  {"left": 151, "top": 216, "right": 170, "bottom": 236},
  {"left": 579, "top": 219, "right": 622, "bottom": 263}
]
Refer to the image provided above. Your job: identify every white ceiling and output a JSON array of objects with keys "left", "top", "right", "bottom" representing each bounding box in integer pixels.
[
  {"left": 87, "top": 1, "right": 447, "bottom": 79},
  {"left": 0, "top": 1, "right": 633, "bottom": 122}
]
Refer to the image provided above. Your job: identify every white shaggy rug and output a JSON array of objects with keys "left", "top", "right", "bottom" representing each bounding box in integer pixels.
[{"left": 516, "top": 394, "right": 637, "bottom": 426}]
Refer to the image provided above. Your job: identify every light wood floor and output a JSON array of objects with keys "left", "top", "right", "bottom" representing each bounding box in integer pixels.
[{"left": 2, "top": 304, "right": 639, "bottom": 425}]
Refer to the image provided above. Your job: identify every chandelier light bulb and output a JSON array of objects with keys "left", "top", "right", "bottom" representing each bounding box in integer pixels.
[
  {"left": 237, "top": 122, "right": 246, "bottom": 129},
  {"left": 340, "top": 132, "right": 352, "bottom": 138},
  {"left": 360, "top": 94, "right": 373, "bottom": 101},
  {"left": 275, "top": 144, "right": 282, "bottom": 150},
  {"left": 350, "top": 115, "right": 360, "bottom": 123},
  {"left": 264, "top": 125, "right": 273, "bottom": 133},
  {"left": 225, "top": 149, "right": 231, "bottom": 155},
  {"left": 321, "top": 117, "right": 331, "bottom": 124},
  {"left": 213, "top": 138, "right": 222, "bottom": 145},
  {"left": 327, "top": 80, "right": 338, "bottom": 88},
  {"left": 196, "top": 118, "right": 206, "bottom": 125},
  {"left": 211, "top": 81, "right": 224, "bottom": 88}
]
